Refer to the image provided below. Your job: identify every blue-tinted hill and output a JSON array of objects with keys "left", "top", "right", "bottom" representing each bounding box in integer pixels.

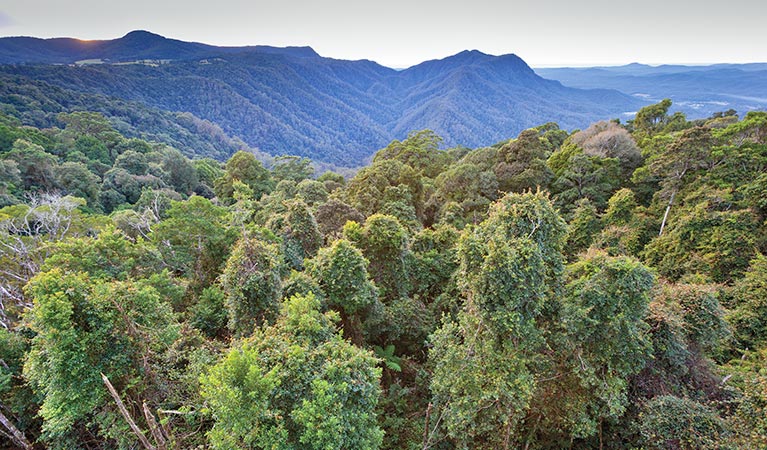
[
  {"left": 536, "top": 63, "right": 767, "bottom": 119},
  {"left": 0, "top": 30, "right": 318, "bottom": 64}
]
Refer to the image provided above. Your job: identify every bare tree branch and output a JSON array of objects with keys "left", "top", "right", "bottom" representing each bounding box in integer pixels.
[
  {"left": 0, "top": 407, "right": 33, "bottom": 450},
  {"left": 101, "top": 373, "right": 156, "bottom": 450},
  {"left": 143, "top": 402, "right": 167, "bottom": 450}
]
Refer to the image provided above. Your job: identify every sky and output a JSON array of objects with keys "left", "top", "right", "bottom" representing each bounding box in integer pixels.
[{"left": 0, "top": 0, "right": 765, "bottom": 68}]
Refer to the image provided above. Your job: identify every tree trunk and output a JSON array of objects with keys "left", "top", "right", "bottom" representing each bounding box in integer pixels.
[
  {"left": 0, "top": 408, "right": 33, "bottom": 450},
  {"left": 422, "top": 402, "right": 432, "bottom": 450},
  {"left": 101, "top": 373, "right": 156, "bottom": 450},
  {"left": 143, "top": 402, "right": 167, "bottom": 450},
  {"left": 599, "top": 418, "right": 603, "bottom": 450},
  {"left": 659, "top": 190, "right": 676, "bottom": 236}
]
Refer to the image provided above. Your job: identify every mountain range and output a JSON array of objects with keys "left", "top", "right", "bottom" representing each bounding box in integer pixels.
[
  {"left": 536, "top": 63, "right": 767, "bottom": 120},
  {"left": 0, "top": 30, "right": 318, "bottom": 64},
  {"left": 0, "top": 31, "right": 648, "bottom": 166},
  {"left": 7, "top": 31, "right": 762, "bottom": 166}
]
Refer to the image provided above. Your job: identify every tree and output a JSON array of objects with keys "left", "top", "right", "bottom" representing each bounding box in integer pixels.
[
  {"left": 588, "top": 188, "right": 649, "bottom": 258},
  {"left": 306, "top": 239, "right": 378, "bottom": 343},
  {"left": 428, "top": 191, "right": 566, "bottom": 449},
  {"left": 639, "top": 395, "right": 730, "bottom": 449},
  {"left": 409, "top": 224, "right": 461, "bottom": 305},
  {"left": 317, "top": 171, "right": 345, "bottom": 193},
  {"left": 0, "top": 328, "right": 35, "bottom": 449},
  {"left": 220, "top": 234, "right": 282, "bottom": 337},
  {"left": 134, "top": 187, "right": 181, "bottom": 221},
  {"left": 200, "top": 293, "right": 383, "bottom": 450},
  {"left": 54, "top": 161, "right": 100, "bottom": 207},
  {"left": 271, "top": 155, "right": 314, "bottom": 183},
  {"left": 58, "top": 111, "right": 120, "bottom": 146},
  {"left": 295, "top": 179, "right": 328, "bottom": 207},
  {"left": 372, "top": 130, "right": 451, "bottom": 178},
  {"left": 729, "top": 253, "right": 767, "bottom": 348},
  {"left": 0, "top": 194, "right": 97, "bottom": 327},
  {"left": 643, "top": 196, "right": 759, "bottom": 283},
  {"left": 649, "top": 126, "right": 716, "bottom": 235},
  {"left": 723, "top": 348, "right": 767, "bottom": 447},
  {"left": 101, "top": 167, "right": 165, "bottom": 210},
  {"left": 159, "top": 146, "right": 199, "bottom": 194},
  {"left": 344, "top": 214, "right": 409, "bottom": 302},
  {"left": 193, "top": 157, "right": 224, "bottom": 189},
  {"left": 474, "top": 190, "right": 567, "bottom": 287},
  {"left": 41, "top": 226, "right": 163, "bottom": 282},
  {"left": 307, "top": 239, "right": 377, "bottom": 316},
  {"left": 189, "top": 285, "right": 228, "bottom": 338},
  {"left": 565, "top": 198, "right": 601, "bottom": 260},
  {"left": 551, "top": 153, "right": 621, "bottom": 212},
  {"left": 494, "top": 129, "right": 555, "bottom": 193},
  {"left": 633, "top": 99, "right": 673, "bottom": 133},
  {"left": 4, "top": 139, "right": 57, "bottom": 192},
  {"left": 214, "top": 150, "right": 274, "bottom": 203},
  {"left": 314, "top": 197, "right": 365, "bottom": 240},
  {"left": 431, "top": 163, "right": 498, "bottom": 224},
  {"left": 429, "top": 312, "right": 536, "bottom": 449},
  {"left": 572, "top": 121, "right": 642, "bottom": 177},
  {"left": 281, "top": 270, "right": 325, "bottom": 303},
  {"left": 269, "top": 199, "right": 323, "bottom": 270},
  {"left": 0, "top": 159, "right": 21, "bottom": 206},
  {"left": 545, "top": 251, "right": 654, "bottom": 442},
  {"left": 23, "top": 269, "right": 178, "bottom": 448},
  {"left": 603, "top": 188, "right": 637, "bottom": 227},
  {"left": 73, "top": 135, "right": 111, "bottom": 165},
  {"left": 345, "top": 159, "right": 424, "bottom": 219},
  {"left": 654, "top": 282, "right": 729, "bottom": 355},
  {"left": 113, "top": 137, "right": 152, "bottom": 156},
  {"left": 152, "top": 196, "right": 236, "bottom": 293}
]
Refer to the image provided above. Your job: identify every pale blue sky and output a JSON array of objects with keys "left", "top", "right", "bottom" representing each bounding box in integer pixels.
[{"left": 1, "top": 0, "right": 765, "bottom": 67}]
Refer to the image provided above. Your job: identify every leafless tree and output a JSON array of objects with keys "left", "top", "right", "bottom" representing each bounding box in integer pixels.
[
  {"left": 0, "top": 193, "right": 89, "bottom": 328},
  {"left": 572, "top": 121, "right": 642, "bottom": 172}
]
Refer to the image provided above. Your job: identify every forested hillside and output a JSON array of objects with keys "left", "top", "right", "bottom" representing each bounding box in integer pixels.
[
  {"left": 0, "top": 31, "right": 645, "bottom": 166},
  {"left": 1, "top": 99, "right": 766, "bottom": 449},
  {"left": 0, "top": 73, "right": 244, "bottom": 161}
]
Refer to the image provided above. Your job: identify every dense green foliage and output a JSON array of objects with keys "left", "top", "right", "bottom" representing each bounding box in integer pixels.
[
  {"left": 1, "top": 101, "right": 767, "bottom": 449},
  {"left": 200, "top": 293, "right": 383, "bottom": 449},
  {"left": 0, "top": 74, "right": 242, "bottom": 161}
]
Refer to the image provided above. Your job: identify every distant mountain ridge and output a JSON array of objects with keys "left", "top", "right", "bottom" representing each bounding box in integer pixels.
[
  {"left": 0, "top": 31, "right": 646, "bottom": 165},
  {"left": 536, "top": 63, "right": 767, "bottom": 119},
  {"left": 0, "top": 30, "right": 318, "bottom": 64}
]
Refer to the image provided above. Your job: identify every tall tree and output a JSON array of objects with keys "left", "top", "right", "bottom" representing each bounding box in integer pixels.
[
  {"left": 215, "top": 150, "right": 274, "bottom": 204},
  {"left": 220, "top": 234, "right": 282, "bottom": 337},
  {"left": 649, "top": 126, "right": 716, "bottom": 235},
  {"left": 23, "top": 270, "right": 178, "bottom": 448},
  {"left": 428, "top": 191, "right": 566, "bottom": 449},
  {"left": 306, "top": 239, "right": 378, "bottom": 344},
  {"left": 200, "top": 293, "right": 383, "bottom": 449},
  {"left": 152, "top": 196, "right": 236, "bottom": 294}
]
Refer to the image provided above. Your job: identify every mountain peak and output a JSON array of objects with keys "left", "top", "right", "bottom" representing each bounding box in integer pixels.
[
  {"left": 458, "top": 49, "right": 489, "bottom": 57},
  {"left": 121, "top": 30, "right": 166, "bottom": 40},
  {"left": 495, "top": 53, "right": 533, "bottom": 71},
  {"left": 445, "top": 50, "right": 530, "bottom": 71},
  {"left": 449, "top": 49, "right": 492, "bottom": 63}
]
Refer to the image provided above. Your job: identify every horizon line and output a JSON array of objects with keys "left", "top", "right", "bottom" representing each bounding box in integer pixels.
[{"left": 1, "top": 30, "right": 765, "bottom": 70}]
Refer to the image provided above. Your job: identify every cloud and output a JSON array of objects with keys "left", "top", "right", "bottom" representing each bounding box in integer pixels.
[{"left": 0, "top": 12, "right": 14, "bottom": 27}]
